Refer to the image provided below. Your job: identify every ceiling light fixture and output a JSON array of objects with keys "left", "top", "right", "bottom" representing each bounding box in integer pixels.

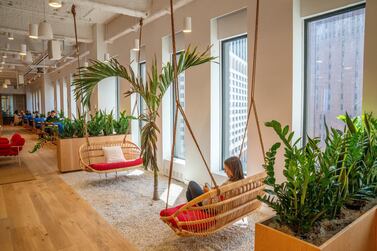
[
  {"left": 2, "top": 83, "right": 8, "bottom": 89},
  {"left": 7, "top": 32, "right": 14, "bottom": 40},
  {"left": 183, "top": 17, "right": 192, "bottom": 33},
  {"left": 2, "top": 54, "right": 7, "bottom": 59},
  {"left": 39, "top": 1, "right": 53, "bottom": 40},
  {"left": 29, "top": 24, "right": 39, "bottom": 39},
  {"left": 104, "top": 53, "right": 111, "bottom": 63},
  {"left": 5, "top": 79, "right": 11, "bottom": 86},
  {"left": 20, "top": 44, "right": 27, "bottom": 56},
  {"left": 38, "top": 20, "right": 53, "bottom": 40},
  {"left": 133, "top": 39, "right": 140, "bottom": 51},
  {"left": 49, "top": 0, "right": 62, "bottom": 8},
  {"left": 24, "top": 51, "right": 33, "bottom": 64},
  {"left": 1, "top": 60, "right": 5, "bottom": 65}
]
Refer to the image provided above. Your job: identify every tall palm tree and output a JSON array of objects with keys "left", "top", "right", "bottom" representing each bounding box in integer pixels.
[{"left": 73, "top": 46, "right": 214, "bottom": 200}]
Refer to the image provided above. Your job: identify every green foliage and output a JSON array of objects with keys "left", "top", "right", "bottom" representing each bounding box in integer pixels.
[
  {"left": 73, "top": 115, "right": 85, "bottom": 138},
  {"left": 259, "top": 121, "right": 329, "bottom": 234},
  {"left": 60, "top": 118, "right": 75, "bottom": 139},
  {"left": 103, "top": 110, "right": 114, "bottom": 136},
  {"left": 87, "top": 111, "right": 104, "bottom": 136},
  {"left": 114, "top": 110, "right": 135, "bottom": 135},
  {"left": 73, "top": 46, "right": 214, "bottom": 200},
  {"left": 259, "top": 113, "right": 377, "bottom": 235}
]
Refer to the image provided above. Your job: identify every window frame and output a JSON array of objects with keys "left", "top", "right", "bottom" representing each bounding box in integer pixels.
[
  {"left": 303, "top": 3, "right": 366, "bottom": 142},
  {"left": 220, "top": 34, "right": 248, "bottom": 170}
]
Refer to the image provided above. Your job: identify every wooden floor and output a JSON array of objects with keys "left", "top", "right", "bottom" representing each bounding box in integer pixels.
[{"left": 0, "top": 127, "right": 137, "bottom": 251}]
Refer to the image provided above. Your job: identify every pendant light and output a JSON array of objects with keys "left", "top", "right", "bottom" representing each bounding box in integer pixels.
[
  {"left": 19, "top": 44, "right": 27, "bottom": 56},
  {"left": 183, "top": 17, "right": 192, "bottom": 33},
  {"left": 48, "top": 0, "right": 62, "bottom": 8},
  {"left": 104, "top": 53, "right": 111, "bottom": 63},
  {"left": 38, "top": 20, "right": 53, "bottom": 40},
  {"left": 2, "top": 83, "right": 8, "bottom": 89},
  {"left": 133, "top": 39, "right": 140, "bottom": 51},
  {"left": 29, "top": 24, "right": 39, "bottom": 39},
  {"left": 2, "top": 53, "right": 7, "bottom": 59},
  {"left": 38, "top": 1, "right": 53, "bottom": 40},
  {"left": 7, "top": 32, "right": 14, "bottom": 40},
  {"left": 24, "top": 51, "right": 33, "bottom": 64}
]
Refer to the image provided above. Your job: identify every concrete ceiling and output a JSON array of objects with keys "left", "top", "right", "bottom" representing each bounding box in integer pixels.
[{"left": 0, "top": 0, "right": 151, "bottom": 88}]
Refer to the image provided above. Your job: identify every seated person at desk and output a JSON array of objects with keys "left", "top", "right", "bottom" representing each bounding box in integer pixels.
[{"left": 46, "top": 110, "right": 59, "bottom": 123}]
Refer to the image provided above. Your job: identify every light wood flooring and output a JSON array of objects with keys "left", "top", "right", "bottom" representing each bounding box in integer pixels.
[{"left": 0, "top": 127, "right": 137, "bottom": 251}]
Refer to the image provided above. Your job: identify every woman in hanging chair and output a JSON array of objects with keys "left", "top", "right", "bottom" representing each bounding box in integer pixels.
[{"left": 186, "top": 156, "right": 245, "bottom": 202}]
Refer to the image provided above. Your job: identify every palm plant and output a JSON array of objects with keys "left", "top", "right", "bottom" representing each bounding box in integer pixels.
[
  {"left": 103, "top": 110, "right": 115, "bottom": 136},
  {"left": 73, "top": 46, "right": 214, "bottom": 200}
]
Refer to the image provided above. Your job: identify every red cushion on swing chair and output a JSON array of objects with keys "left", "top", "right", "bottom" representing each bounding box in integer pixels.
[
  {"left": 89, "top": 158, "right": 143, "bottom": 171},
  {"left": 160, "top": 204, "right": 214, "bottom": 230}
]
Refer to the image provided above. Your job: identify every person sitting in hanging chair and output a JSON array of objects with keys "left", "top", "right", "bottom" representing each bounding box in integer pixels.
[{"left": 186, "top": 156, "right": 245, "bottom": 202}]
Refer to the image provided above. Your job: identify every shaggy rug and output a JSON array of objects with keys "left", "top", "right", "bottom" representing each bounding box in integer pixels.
[{"left": 61, "top": 169, "right": 270, "bottom": 251}]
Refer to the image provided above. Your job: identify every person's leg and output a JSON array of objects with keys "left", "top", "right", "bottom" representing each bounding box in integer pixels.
[{"left": 186, "top": 181, "right": 204, "bottom": 202}]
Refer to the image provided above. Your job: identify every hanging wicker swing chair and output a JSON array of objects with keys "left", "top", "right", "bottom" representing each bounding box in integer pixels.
[
  {"left": 71, "top": 6, "right": 143, "bottom": 175},
  {"left": 160, "top": 0, "right": 267, "bottom": 237},
  {"left": 79, "top": 140, "right": 143, "bottom": 173}
]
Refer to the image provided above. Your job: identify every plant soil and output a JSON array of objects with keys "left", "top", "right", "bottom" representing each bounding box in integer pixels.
[{"left": 263, "top": 199, "right": 377, "bottom": 246}]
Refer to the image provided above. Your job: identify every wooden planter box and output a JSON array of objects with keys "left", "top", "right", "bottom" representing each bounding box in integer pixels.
[
  {"left": 57, "top": 134, "right": 131, "bottom": 173},
  {"left": 255, "top": 206, "right": 377, "bottom": 251}
]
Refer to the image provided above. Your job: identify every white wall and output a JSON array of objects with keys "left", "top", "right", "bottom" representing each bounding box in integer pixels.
[{"left": 108, "top": 0, "right": 294, "bottom": 184}]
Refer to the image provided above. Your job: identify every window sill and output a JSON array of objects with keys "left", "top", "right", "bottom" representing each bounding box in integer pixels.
[{"left": 164, "top": 157, "right": 186, "bottom": 166}]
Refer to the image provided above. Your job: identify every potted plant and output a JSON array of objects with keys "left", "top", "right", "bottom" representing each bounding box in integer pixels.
[
  {"left": 255, "top": 115, "right": 377, "bottom": 251},
  {"left": 73, "top": 47, "right": 213, "bottom": 200}
]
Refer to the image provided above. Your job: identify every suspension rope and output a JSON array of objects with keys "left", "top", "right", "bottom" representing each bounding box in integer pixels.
[
  {"left": 71, "top": 4, "right": 90, "bottom": 148},
  {"left": 166, "top": 0, "right": 219, "bottom": 209},
  {"left": 238, "top": 0, "right": 265, "bottom": 163},
  {"left": 127, "top": 18, "right": 144, "bottom": 144}
]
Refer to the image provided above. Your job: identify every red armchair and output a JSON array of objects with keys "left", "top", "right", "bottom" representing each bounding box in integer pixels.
[{"left": 0, "top": 133, "right": 25, "bottom": 167}]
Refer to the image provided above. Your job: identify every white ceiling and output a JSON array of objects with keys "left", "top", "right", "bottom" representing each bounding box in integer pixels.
[{"left": 0, "top": 0, "right": 151, "bottom": 88}]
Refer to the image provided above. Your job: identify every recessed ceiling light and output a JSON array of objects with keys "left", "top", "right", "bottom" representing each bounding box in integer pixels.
[{"left": 49, "top": 0, "right": 62, "bottom": 8}]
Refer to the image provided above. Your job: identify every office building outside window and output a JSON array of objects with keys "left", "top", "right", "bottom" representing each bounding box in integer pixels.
[
  {"left": 172, "top": 52, "right": 185, "bottom": 160},
  {"left": 222, "top": 35, "right": 248, "bottom": 171},
  {"left": 305, "top": 5, "right": 365, "bottom": 143}
]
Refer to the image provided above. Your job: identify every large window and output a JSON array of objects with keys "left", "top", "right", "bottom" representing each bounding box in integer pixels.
[
  {"left": 98, "top": 77, "right": 119, "bottom": 119},
  {"left": 305, "top": 5, "right": 365, "bottom": 143},
  {"left": 172, "top": 51, "right": 185, "bottom": 160},
  {"left": 221, "top": 35, "right": 248, "bottom": 171}
]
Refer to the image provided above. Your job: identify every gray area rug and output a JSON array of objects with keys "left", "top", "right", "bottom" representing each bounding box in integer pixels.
[{"left": 61, "top": 169, "right": 269, "bottom": 251}]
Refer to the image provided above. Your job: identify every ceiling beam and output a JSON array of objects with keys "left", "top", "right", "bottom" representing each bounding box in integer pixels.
[
  {"left": 0, "top": 26, "right": 93, "bottom": 44},
  {"left": 105, "top": 0, "right": 194, "bottom": 43},
  {"left": 75, "top": 0, "right": 148, "bottom": 18}
]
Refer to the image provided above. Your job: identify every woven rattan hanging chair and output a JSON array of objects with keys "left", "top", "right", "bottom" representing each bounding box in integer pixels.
[
  {"left": 71, "top": 6, "right": 144, "bottom": 175},
  {"left": 160, "top": 0, "right": 266, "bottom": 236},
  {"left": 79, "top": 140, "right": 143, "bottom": 173}
]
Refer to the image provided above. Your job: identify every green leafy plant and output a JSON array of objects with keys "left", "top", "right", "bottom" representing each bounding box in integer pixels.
[
  {"left": 60, "top": 118, "right": 75, "bottom": 139},
  {"left": 259, "top": 120, "right": 330, "bottom": 234},
  {"left": 87, "top": 111, "right": 104, "bottom": 137},
  {"left": 73, "top": 115, "right": 85, "bottom": 138},
  {"left": 114, "top": 110, "right": 135, "bottom": 135},
  {"left": 73, "top": 46, "right": 214, "bottom": 200},
  {"left": 260, "top": 114, "right": 377, "bottom": 235},
  {"left": 103, "top": 110, "right": 114, "bottom": 136}
]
